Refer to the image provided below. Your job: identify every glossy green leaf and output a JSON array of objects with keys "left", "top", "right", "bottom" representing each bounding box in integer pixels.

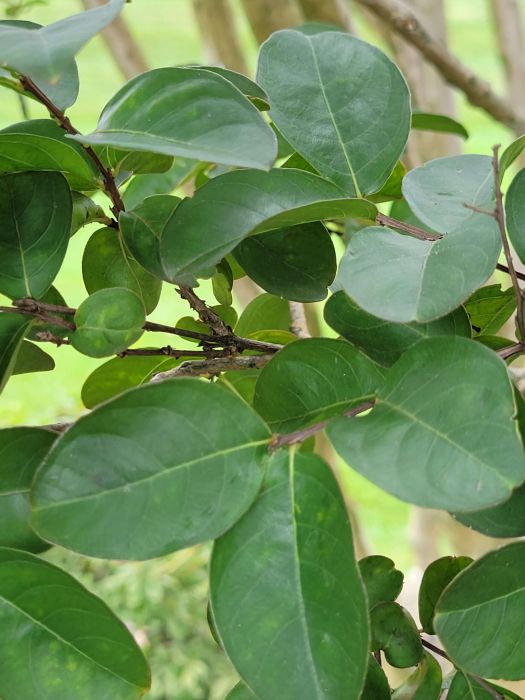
[
  {"left": 159, "top": 168, "right": 377, "bottom": 286},
  {"left": 391, "top": 651, "right": 442, "bottom": 700},
  {"left": 0, "top": 427, "right": 55, "bottom": 552},
  {"left": 370, "top": 602, "right": 423, "bottom": 668},
  {"left": 31, "top": 379, "right": 270, "bottom": 559},
  {"left": 95, "top": 147, "right": 173, "bottom": 178},
  {"left": 212, "top": 260, "right": 233, "bottom": 306},
  {"left": 367, "top": 160, "right": 406, "bottom": 203},
  {"left": 465, "top": 284, "right": 516, "bottom": 335},
  {"left": 0, "top": 312, "right": 32, "bottom": 393},
  {"left": 324, "top": 291, "right": 471, "bottom": 366},
  {"left": 70, "top": 192, "right": 106, "bottom": 235},
  {"left": 500, "top": 135, "right": 525, "bottom": 180},
  {"left": 69, "top": 288, "right": 145, "bottom": 358},
  {"left": 123, "top": 158, "right": 196, "bottom": 210},
  {"left": 435, "top": 541, "right": 525, "bottom": 680},
  {"left": 360, "top": 657, "right": 390, "bottom": 699},
  {"left": 234, "top": 222, "right": 336, "bottom": 302},
  {"left": 339, "top": 155, "right": 500, "bottom": 322},
  {"left": 82, "top": 227, "right": 162, "bottom": 314},
  {"left": 210, "top": 450, "right": 369, "bottom": 699},
  {"left": 358, "top": 555, "right": 404, "bottom": 609},
  {"left": 418, "top": 556, "right": 473, "bottom": 634},
  {"left": 0, "top": 547, "right": 150, "bottom": 699},
  {"left": 254, "top": 338, "right": 384, "bottom": 432},
  {"left": 235, "top": 293, "right": 291, "bottom": 337},
  {"left": 0, "top": 172, "right": 72, "bottom": 300},
  {"left": 411, "top": 111, "right": 469, "bottom": 139},
  {"left": 225, "top": 683, "right": 258, "bottom": 700},
  {"left": 328, "top": 337, "right": 525, "bottom": 511},
  {"left": 72, "top": 67, "right": 277, "bottom": 170},
  {"left": 0, "top": 120, "right": 99, "bottom": 190},
  {"left": 0, "top": 0, "right": 124, "bottom": 106},
  {"left": 448, "top": 672, "right": 524, "bottom": 699},
  {"left": 81, "top": 354, "right": 179, "bottom": 409},
  {"left": 13, "top": 341, "right": 54, "bottom": 375},
  {"left": 198, "top": 65, "right": 269, "bottom": 110},
  {"left": 120, "top": 194, "right": 181, "bottom": 280},
  {"left": 505, "top": 167, "right": 525, "bottom": 264},
  {"left": 257, "top": 29, "right": 410, "bottom": 196}
]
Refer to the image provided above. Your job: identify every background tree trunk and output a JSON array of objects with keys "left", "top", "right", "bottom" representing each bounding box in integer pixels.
[
  {"left": 298, "top": 0, "right": 355, "bottom": 31},
  {"left": 192, "top": 0, "right": 249, "bottom": 74},
  {"left": 240, "top": 0, "right": 303, "bottom": 43}
]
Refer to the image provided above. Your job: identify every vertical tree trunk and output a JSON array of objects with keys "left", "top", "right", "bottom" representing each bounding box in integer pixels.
[
  {"left": 489, "top": 0, "right": 525, "bottom": 115},
  {"left": 298, "top": 0, "right": 355, "bottom": 31},
  {"left": 192, "top": 0, "right": 249, "bottom": 75},
  {"left": 240, "top": 0, "right": 304, "bottom": 44}
]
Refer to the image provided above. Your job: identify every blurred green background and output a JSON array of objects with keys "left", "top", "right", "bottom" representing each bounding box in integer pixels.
[{"left": 0, "top": 1, "right": 519, "bottom": 697}]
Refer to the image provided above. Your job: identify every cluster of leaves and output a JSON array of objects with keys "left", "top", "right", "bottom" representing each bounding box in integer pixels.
[{"left": 2, "top": 1, "right": 525, "bottom": 698}]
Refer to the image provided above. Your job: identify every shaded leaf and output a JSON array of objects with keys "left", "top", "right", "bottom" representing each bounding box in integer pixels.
[
  {"left": 391, "top": 651, "right": 442, "bottom": 700},
  {"left": 370, "top": 602, "right": 423, "bottom": 668},
  {"left": 0, "top": 312, "right": 32, "bottom": 393},
  {"left": 198, "top": 65, "right": 269, "bottom": 110},
  {"left": 448, "top": 672, "right": 524, "bottom": 699},
  {"left": 360, "top": 656, "right": 390, "bottom": 699},
  {"left": 123, "top": 158, "right": 196, "bottom": 210},
  {"left": 465, "top": 284, "right": 516, "bottom": 336},
  {"left": 225, "top": 683, "right": 258, "bottom": 700},
  {"left": 505, "top": 167, "right": 525, "bottom": 264},
  {"left": 411, "top": 111, "right": 469, "bottom": 139},
  {"left": 367, "top": 160, "right": 406, "bottom": 203},
  {"left": 359, "top": 555, "right": 404, "bottom": 609},
  {"left": 418, "top": 556, "right": 473, "bottom": 634},
  {"left": 71, "top": 192, "right": 106, "bottom": 235},
  {"left": 235, "top": 293, "right": 291, "bottom": 337},
  {"left": 500, "top": 135, "right": 525, "bottom": 180},
  {"left": 12, "top": 341, "right": 54, "bottom": 375}
]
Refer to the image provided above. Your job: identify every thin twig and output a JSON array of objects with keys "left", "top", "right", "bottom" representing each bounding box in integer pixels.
[
  {"left": 497, "top": 262, "right": 525, "bottom": 282},
  {"left": 177, "top": 286, "right": 231, "bottom": 337},
  {"left": 376, "top": 212, "right": 442, "bottom": 241},
  {"left": 0, "top": 305, "right": 75, "bottom": 330},
  {"left": 151, "top": 353, "right": 274, "bottom": 381},
  {"left": 463, "top": 202, "right": 497, "bottom": 218},
  {"left": 492, "top": 144, "right": 525, "bottom": 340},
  {"left": 35, "top": 331, "right": 70, "bottom": 346},
  {"left": 497, "top": 342, "right": 525, "bottom": 361},
  {"left": 117, "top": 346, "right": 231, "bottom": 359}
]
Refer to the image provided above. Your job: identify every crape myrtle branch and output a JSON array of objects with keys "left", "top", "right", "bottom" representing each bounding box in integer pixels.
[
  {"left": 151, "top": 353, "right": 274, "bottom": 381},
  {"left": 375, "top": 212, "right": 442, "bottom": 241}
]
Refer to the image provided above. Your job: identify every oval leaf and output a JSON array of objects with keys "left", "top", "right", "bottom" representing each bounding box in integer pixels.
[
  {"left": 391, "top": 651, "right": 442, "bottom": 700},
  {"left": 31, "top": 379, "right": 270, "bottom": 559},
  {"left": 448, "top": 672, "right": 523, "bottom": 699},
  {"left": 505, "top": 167, "right": 525, "bottom": 265},
  {"left": 411, "top": 112, "right": 469, "bottom": 139},
  {"left": 453, "top": 483, "right": 525, "bottom": 538},
  {"left": 418, "top": 556, "right": 473, "bottom": 634},
  {"left": 358, "top": 555, "right": 404, "bottom": 609},
  {"left": 13, "top": 341, "right": 55, "bottom": 375},
  {"left": 328, "top": 337, "right": 525, "bottom": 511},
  {"left": 465, "top": 284, "right": 516, "bottom": 336},
  {"left": 361, "top": 656, "right": 391, "bottom": 699},
  {"left": 210, "top": 450, "right": 369, "bottom": 699},
  {"left": 0, "top": 312, "right": 32, "bottom": 393},
  {"left": 235, "top": 293, "right": 291, "bottom": 337},
  {"left": 370, "top": 602, "right": 423, "bottom": 668}
]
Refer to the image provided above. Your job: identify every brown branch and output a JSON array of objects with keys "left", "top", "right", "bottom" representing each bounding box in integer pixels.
[
  {"left": 35, "top": 331, "right": 70, "bottom": 346},
  {"left": 498, "top": 342, "right": 525, "bottom": 360},
  {"left": 151, "top": 352, "right": 274, "bottom": 381},
  {"left": 289, "top": 301, "right": 311, "bottom": 338},
  {"left": 118, "top": 346, "right": 231, "bottom": 359},
  {"left": 376, "top": 212, "right": 442, "bottom": 241},
  {"left": 0, "top": 305, "right": 75, "bottom": 330},
  {"left": 497, "top": 262, "right": 525, "bottom": 281},
  {"left": 353, "top": 0, "right": 525, "bottom": 134},
  {"left": 177, "top": 286, "right": 231, "bottom": 337}
]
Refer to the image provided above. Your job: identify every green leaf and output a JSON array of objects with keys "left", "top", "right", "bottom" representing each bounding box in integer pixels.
[
  {"left": 159, "top": 167, "right": 377, "bottom": 286},
  {"left": 435, "top": 541, "right": 525, "bottom": 680},
  {"left": 69, "top": 288, "right": 145, "bottom": 358},
  {"left": 505, "top": 167, "right": 525, "bottom": 264},
  {"left": 13, "top": 341, "right": 54, "bottom": 375},
  {"left": 448, "top": 672, "right": 524, "bottom": 699},
  {"left": 391, "top": 651, "right": 442, "bottom": 700},
  {"left": 500, "top": 135, "right": 525, "bottom": 180},
  {"left": 257, "top": 30, "right": 410, "bottom": 196},
  {"left": 338, "top": 156, "right": 500, "bottom": 322},
  {"left": 370, "top": 602, "right": 423, "bottom": 668},
  {"left": 235, "top": 293, "right": 291, "bottom": 337},
  {"left": 71, "top": 67, "right": 277, "bottom": 170},
  {"left": 123, "top": 158, "right": 196, "bottom": 210},
  {"left": 411, "top": 111, "right": 469, "bottom": 139},
  {"left": 31, "top": 379, "right": 270, "bottom": 559},
  {"left": 324, "top": 291, "right": 471, "bottom": 367},
  {"left": 358, "top": 555, "right": 404, "bottom": 609},
  {"left": 367, "top": 160, "right": 406, "bottom": 204},
  {"left": 0, "top": 427, "right": 55, "bottom": 552},
  {"left": 254, "top": 338, "right": 384, "bottom": 433},
  {"left": 465, "top": 284, "right": 516, "bottom": 335},
  {"left": 0, "top": 0, "right": 124, "bottom": 106},
  {"left": 26, "top": 286, "right": 70, "bottom": 342},
  {"left": 418, "top": 556, "right": 473, "bottom": 634},
  {"left": 0, "top": 172, "right": 72, "bottom": 300},
  {"left": 328, "top": 337, "right": 525, "bottom": 511},
  {"left": 234, "top": 222, "right": 336, "bottom": 302},
  {"left": 360, "top": 657, "right": 391, "bottom": 699},
  {"left": 81, "top": 354, "right": 179, "bottom": 409},
  {"left": 225, "top": 683, "right": 258, "bottom": 700},
  {"left": 0, "top": 120, "right": 99, "bottom": 190},
  {"left": 120, "top": 194, "right": 181, "bottom": 280},
  {"left": 70, "top": 192, "right": 106, "bottom": 235},
  {"left": 0, "top": 546, "right": 150, "bottom": 699},
  {"left": 95, "top": 147, "right": 173, "bottom": 178},
  {"left": 0, "top": 312, "right": 32, "bottom": 393},
  {"left": 82, "top": 227, "right": 162, "bottom": 314},
  {"left": 198, "top": 65, "right": 269, "bottom": 110},
  {"left": 210, "top": 450, "right": 369, "bottom": 699},
  {"left": 212, "top": 259, "right": 233, "bottom": 306}
]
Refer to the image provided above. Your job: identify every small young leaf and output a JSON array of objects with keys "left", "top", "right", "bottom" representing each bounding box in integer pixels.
[
  {"left": 418, "top": 556, "right": 473, "bottom": 634},
  {"left": 465, "top": 284, "right": 516, "bottom": 335},
  {"left": 505, "top": 167, "right": 525, "bottom": 264},
  {"left": 0, "top": 312, "right": 32, "bottom": 393},
  {"left": 370, "top": 602, "right": 423, "bottom": 668},
  {"left": 12, "top": 341, "right": 54, "bottom": 375},
  {"left": 391, "top": 651, "right": 442, "bottom": 700},
  {"left": 235, "top": 293, "right": 291, "bottom": 337},
  {"left": 500, "top": 135, "right": 525, "bottom": 180},
  {"left": 211, "top": 260, "right": 233, "bottom": 307},
  {"left": 358, "top": 555, "right": 404, "bottom": 609},
  {"left": 411, "top": 112, "right": 469, "bottom": 139},
  {"left": 360, "top": 656, "right": 391, "bottom": 699},
  {"left": 70, "top": 288, "right": 145, "bottom": 358},
  {"left": 70, "top": 192, "right": 106, "bottom": 235}
]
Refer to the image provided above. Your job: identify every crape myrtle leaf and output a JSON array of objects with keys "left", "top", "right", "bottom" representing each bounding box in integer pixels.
[
  {"left": 360, "top": 656, "right": 390, "bottom": 699},
  {"left": 338, "top": 155, "right": 500, "bottom": 323},
  {"left": 448, "top": 672, "right": 524, "bottom": 699},
  {"left": 69, "top": 287, "right": 145, "bottom": 358},
  {"left": 465, "top": 284, "right": 516, "bottom": 335},
  {"left": 367, "top": 160, "right": 406, "bottom": 204},
  {"left": 71, "top": 67, "right": 277, "bottom": 170},
  {"left": 391, "top": 651, "right": 442, "bottom": 700},
  {"left": 500, "top": 135, "right": 525, "bottom": 180},
  {"left": 123, "top": 158, "right": 196, "bottom": 210},
  {"left": 358, "top": 555, "right": 404, "bottom": 609},
  {"left": 0, "top": 1, "right": 124, "bottom": 108},
  {"left": 0, "top": 547, "right": 150, "bottom": 700},
  {"left": 324, "top": 291, "right": 471, "bottom": 367},
  {"left": 70, "top": 192, "right": 106, "bottom": 235},
  {"left": 235, "top": 293, "right": 291, "bottom": 337},
  {"left": 225, "top": 683, "right": 258, "bottom": 700},
  {"left": 95, "top": 146, "right": 173, "bottom": 178},
  {"left": 257, "top": 29, "right": 410, "bottom": 196},
  {"left": 418, "top": 556, "right": 473, "bottom": 634},
  {"left": 0, "top": 19, "right": 79, "bottom": 110},
  {"left": 31, "top": 379, "right": 271, "bottom": 559},
  {"left": 234, "top": 222, "right": 336, "bottom": 302},
  {"left": 198, "top": 65, "right": 269, "bottom": 110},
  {"left": 220, "top": 370, "right": 260, "bottom": 405},
  {"left": 210, "top": 450, "right": 369, "bottom": 700},
  {"left": 475, "top": 335, "right": 514, "bottom": 353},
  {"left": 0, "top": 172, "right": 72, "bottom": 300},
  {"left": 253, "top": 338, "right": 385, "bottom": 433},
  {"left": 26, "top": 286, "right": 70, "bottom": 342},
  {"left": 0, "top": 313, "right": 32, "bottom": 393},
  {"left": 505, "top": 167, "right": 525, "bottom": 264},
  {"left": 0, "top": 427, "right": 55, "bottom": 553},
  {"left": 247, "top": 329, "right": 296, "bottom": 345},
  {"left": 13, "top": 341, "right": 54, "bottom": 375},
  {"left": 370, "top": 602, "right": 423, "bottom": 668},
  {"left": 176, "top": 305, "right": 237, "bottom": 343},
  {"left": 0, "top": 120, "right": 99, "bottom": 190},
  {"left": 411, "top": 111, "right": 469, "bottom": 139},
  {"left": 328, "top": 337, "right": 525, "bottom": 511},
  {"left": 435, "top": 541, "right": 525, "bottom": 680},
  {"left": 82, "top": 227, "right": 162, "bottom": 314},
  {"left": 120, "top": 194, "right": 181, "bottom": 280},
  {"left": 81, "top": 354, "right": 179, "bottom": 409},
  {"left": 159, "top": 167, "right": 377, "bottom": 286},
  {"left": 281, "top": 151, "right": 319, "bottom": 174},
  {"left": 212, "top": 259, "right": 233, "bottom": 307}
]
